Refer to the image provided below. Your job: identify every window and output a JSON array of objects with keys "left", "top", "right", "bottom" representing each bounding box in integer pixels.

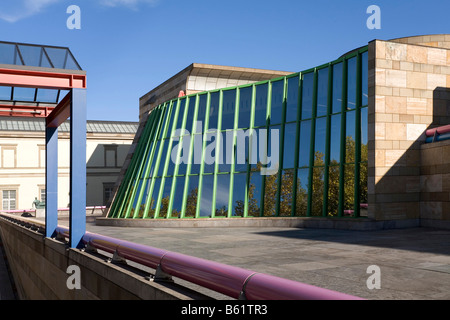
[
  {"left": 103, "top": 183, "right": 115, "bottom": 206},
  {"left": 40, "top": 187, "right": 46, "bottom": 202},
  {"left": 1, "top": 145, "right": 17, "bottom": 168},
  {"left": 2, "top": 190, "right": 16, "bottom": 210},
  {"left": 104, "top": 145, "right": 117, "bottom": 167}
]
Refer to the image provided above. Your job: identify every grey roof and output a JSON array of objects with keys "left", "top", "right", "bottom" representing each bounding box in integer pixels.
[{"left": 0, "top": 117, "right": 138, "bottom": 134}]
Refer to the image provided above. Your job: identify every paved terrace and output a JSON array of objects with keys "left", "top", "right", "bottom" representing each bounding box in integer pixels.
[{"left": 2, "top": 213, "right": 450, "bottom": 300}]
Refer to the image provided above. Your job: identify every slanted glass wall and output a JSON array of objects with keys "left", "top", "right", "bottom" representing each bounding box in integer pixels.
[{"left": 109, "top": 46, "right": 368, "bottom": 219}]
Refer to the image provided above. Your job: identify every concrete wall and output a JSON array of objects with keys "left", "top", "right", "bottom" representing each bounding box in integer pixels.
[
  {"left": 0, "top": 216, "right": 208, "bottom": 300},
  {"left": 368, "top": 35, "right": 450, "bottom": 221}
]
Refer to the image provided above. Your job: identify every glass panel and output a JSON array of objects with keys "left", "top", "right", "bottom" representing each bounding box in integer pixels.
[
  {"left": 208, "top": 92, "right": 220, "bottom": 131},
  {"left": 18, "top": 45, "right": 44, "bottom": 67},
  {"left": 158, "top": 105, "right": 170, "bottom": 139},
  {"left": 158, "top": 177, "right": 172, "bottom": 218},
  {"left": 359, "top": 162, "right": 368, "bottom": 216},
  {"left": 254, "top": 83, "right": 268, "bottom": 127},
  {"left": 0, "top": 86, "right": 12, "bottom": 100},
  {"left": 189, "top": 134, "right": 201, "bottom": 175},
  {"left": 196, "top": 94, "right": 207, "bottom": 133},
  {"left": 361, "top": 107, "right": 368, "bottom": 162},
  {"left": 215, "top": 174, "right": 230, "bottom": 216},
  {"left": 147, "top": 140, "right": 160, "bottom": 178},
  {"left": 270, "top": 80, "right": 284, "bottom": 125},
  {"left": 219, "top": 130, "right": 233, "bottom": 173},
  {"left": 165, "top": 102, "right": 177, "bottom": 138},
  {"left": 316, "top": 68, "right": 329, "bottom": 117},
  {"left": 296, "top": 168, "right": 309, "bottom": 216},
  {"left": 248, "top": 171, "right": 262, "bottom": 217},
  {"left": 286, "top": 76, "right": 299, "bottom": 122},
  {"left": 263, "top": 172, "right": 278, "bottom": 216},
  {"left": 203, "top": 130, "right": 217, "bottom": 174},
  {"left": 199, "top": 174, "right": 214, "bottom": 217},
  {"left": 36, "top": 89, "right": 58, "bottom": 103},
  {"left": 332, "top": 62, "right": 343, "bottom": 114},
  {"left": 185, "top": 175, "right": 199, "bottom": 217},
  {"left": 298, "top": 120, "right": 311, "bottom": 168},
  {"left": 330, "top": 114, "right": 341, "bottom": 165},
  {"left": 362, "top": 52, "right": 368, "bottom": 106},
  {"left": 185, "top": 96, "right": 197, "bottom": 134},
  {"left": 283, "top": 122, "right": 297, "bottom": 169},
  {"left": 156, "top": 140, "right": 168, "bottom": 177},
  {"left": 314, "top": 117, "right": 326, "bottom": 165},
  {"left": 0, "top": 43, "right": 18, "bottom": 65},
  {"left": 238, "top": 86, "right": 252, "bottom": 129},
  {"left": 343, "top": 164, "right": 355, "bottom": 215},
  {"left": 221, "top": 89, "right": 236, "bottom": 131},
  {"left": 301, "top": 72, "right": 314, "bottom": 120},
  {"left": 327, "top": 165, "right": 340, "bottom": 216},
  {"left": 311, "top": 166, "right": 325, "bottom": 216},
  {"left": 175, "top": 99, "right": 187, "bottom": 132},
  {"left": 13, "top": 87, "right": 36, "bottom": 101},
  {"left": 171, "top": 176, "right": 185, "bottom": 217},
  {"left": 64, "top": 52, "right": 81, "bottom": 70},
  {"left": 345, "top": 110, "right": 356, "bottom": 163},
  {"left": 232, "top": 172, "right": 247, "bottom": 216},
  {"left": 279, "top": 169, "right": 295, "bottom": 216},
  {"left": 135, "top": 179, "right": 151, "bottom": 218},
  {"left": 148, "top": 178, "right": 161, "bottom": 217},
  {"left": 347, "top": 57, "right": 357, "bottom": 110},
  {"left": 44, "top": 47, "right": 68, "bottom": 68}
]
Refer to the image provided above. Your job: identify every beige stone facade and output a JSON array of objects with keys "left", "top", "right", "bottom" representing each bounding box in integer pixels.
[{"left": 368, "top": 34, "right": 450, "bottom": 226}]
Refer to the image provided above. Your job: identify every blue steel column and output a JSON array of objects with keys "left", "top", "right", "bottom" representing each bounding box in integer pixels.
[
  {"left": 45, "top": 126, "right": 58, "bottom": 238},
  {"left": 69, "top": 88, "right": 86, "bottom": 248}
]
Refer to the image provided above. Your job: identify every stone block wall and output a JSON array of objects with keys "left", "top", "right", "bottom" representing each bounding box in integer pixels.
[{"left": 368, "top": 36, "right": 450, "bottom": 221}]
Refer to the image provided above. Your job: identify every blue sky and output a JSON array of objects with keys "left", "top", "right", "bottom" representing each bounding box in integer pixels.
[{"left": 0, "top": 0, "right": 448, "bottom": 122}]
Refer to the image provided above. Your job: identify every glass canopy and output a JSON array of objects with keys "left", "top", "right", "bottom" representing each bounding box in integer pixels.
[{"left": 0, "top": 41, "right": 82, "bottom": 105}]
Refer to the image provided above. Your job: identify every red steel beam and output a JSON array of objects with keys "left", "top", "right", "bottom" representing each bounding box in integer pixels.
[
  {"left": 0, "top": 104, "right": 54, "bottom": 118},
  {"left": 0, "top": 67, "right": 86, "bottom": 90},
  {"left": 46, "top": 92, "right": 71, "bottom": 127}
]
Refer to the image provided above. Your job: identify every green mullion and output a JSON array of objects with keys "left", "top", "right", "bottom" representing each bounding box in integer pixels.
[
  {"left": 244, "top": 84, "right": 257, "bottom": 218},
  {"left": 143, "top": 100, "right": 178, "bottom": 219},
  {"left": 275, "top": 77, "right": 287, "bottom": 216},
  {"left": 354, "top": 52, "right": 362, "bottom": 218},
  {"left": 114, "top": 107, "right": 160, "bottom": 218},
  {"left": 338, "top": 59, "right": 348, "bottom": 217},
  {"left": 322, "top": 64, "right": 333, "bottom": 217},
  {"left": 130, "top": 109, "right": 162, "bottom": 218},
  {"left": 155, "top": 97, "right": 189, "bottom": 218},
  {"left": 227, "top": 88, "right": 240, "bottom": 218},
  {"left": 260, "top": 81, "right": 272, "bottom": 217},
  {"left": 291, "top": 73, "right": 303, "bottom": 217},
  {"left": 306, "top": 70, "right": 318, "bottom": 217}
]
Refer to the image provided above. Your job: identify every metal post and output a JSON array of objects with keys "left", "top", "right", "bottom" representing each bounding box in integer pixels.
[
  {"left": 45, "top": 126, "right": 58, "bottom": 238},
  {"left": 69, "top": 88, "right": 86, "bottom": 248}
]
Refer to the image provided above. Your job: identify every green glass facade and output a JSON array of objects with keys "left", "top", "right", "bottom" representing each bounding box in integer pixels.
[{"left": 108, "top": 46, "right": 368, "bottom": 219}]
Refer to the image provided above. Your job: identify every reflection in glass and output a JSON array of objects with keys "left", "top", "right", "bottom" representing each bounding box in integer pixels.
[
  {"left": 362, "top": 52, "right": 368, "bottom": 106},
  {"left": 221, "top": 90, "right": 236, "bottom": 131},
  {"left": 0, "top": 43, "right": 18, "bottom": 65},
  {"left": 283, "top": 123, "right": 297, "bottom": 169},
  {"left": 215, "top": 174, "right": 230, "bottom": 216},
  {"left": 196, "top": 94, "right": 207, "bottom": 133},
  {"left": 316, "top": 68, "right": 329, "bottom": 117},
  {"left": 149, "top": 178, "right": 161, "bottom": 216},
  {"left": 314, "top": 117, "right": 326, "bottom": 162},
  {"left": 185, "top": 96, "right": 197, "bottom": 134},
  {"left": 175, "top": 99, "right": 187, "bottom": 132},
  {"left": 199, "top": 174, "right": 214, "bottom": 217},
  {"left": 171, "top": 176, "right": 185, "bottom": 217},
  {"left": 209, "top": 92, "right": 220, "bottom": 130},
  {"left": 286, "top": 76, "right": 299, "bottom": 121},
  {"left": 158, "top": 105, "right": 170, "bottom": 139},
  {"left": 36, "top": 89, "right": 58, "bottom": 103},
  {"left": 254, "top": 83, "right": 268, "bottom": 127},
  {"left": 296, "top": 168, "right": 309, "bottom": 216},
  {"left": 248, "top": 171, "right": 262, "bottom": 217},
  {"left": 311, "top": 167, "right": 324, "bottom": 216},
  {"left": 359, "top": 162, "right": 368, "bottom": 216},
  {"left": 327, "top": 165, "right": 340, "bottom": 216},
  {"left": 185, "top": 175, "right": 199, "bottom": 217},
  {"left": 298, "top": 120, "right": 311, "bottom": 168},
  {"left": 280, "top": 169, "right": 295, "bottom": 216},
  {"left": 343, "top": 164, "right": 355, "bottom": 213},
  {"left": 156, "top": 140, "right": 168, "bottom": 177},
  {"left": 18, "top": 45, "right": 51, "bottom": 68},
  {"left": 332, "top": 62, "right": 343, "bottom": 114},
  {"left": 302, "top": 72, "right": 314, "bottom": 120},
  {"left": 136, "top": 178, "right": 151, "bottom": 218},
  {"left": 330, "top": 114, "right": 341, "bottom": 164},
  {"left": 232, "top": 173, "right": 247, "bottom": 216},
  {"left": 347, "top": 57, "right": 357, "bottom": 110},
  {"left": 0, "top": 86, "right": 12, "bottom": 100},
  {"left": 238, "top": 86, "right": 252, "bottom": 129},
  {"left": 346, "top": 111, "right": 356, "bottom": 163},
  {"left": 270, "top": 80, "right": 284, "bottom": 125},
  {"left": 158, "top": 177, "right": 172, "bottom": 218},
  {"left": 361, "top": 107, "right": 368, "bottom": 162},
  {"left": 13, "top": 87, "right": 36, "bottom": 101},
  {"left": 263, "top": 172, "right": 278, "bottom": 216}
]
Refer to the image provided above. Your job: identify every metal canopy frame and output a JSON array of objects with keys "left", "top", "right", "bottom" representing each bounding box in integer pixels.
[{"left": 0, "top": 61, "right": 87, "bottom": 248}]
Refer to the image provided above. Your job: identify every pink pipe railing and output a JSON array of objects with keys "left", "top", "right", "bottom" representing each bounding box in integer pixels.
[
  {"left": 425, "top": 124, "right": 450, "bottom": 137},
  {"left": 53, "top": 226, "right": 364, "bottom": 300}
]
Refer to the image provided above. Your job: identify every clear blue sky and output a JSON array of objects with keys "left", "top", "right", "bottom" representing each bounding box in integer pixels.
[{"left": 1, "top": 0, "right": 448, "bottom": 122}]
